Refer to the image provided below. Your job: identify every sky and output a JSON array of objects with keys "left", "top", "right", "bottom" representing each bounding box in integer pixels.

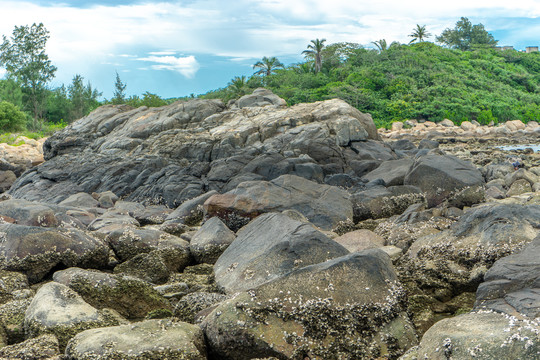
[{"left": 0, "top": 0, "right": 539, "bottom": 99}]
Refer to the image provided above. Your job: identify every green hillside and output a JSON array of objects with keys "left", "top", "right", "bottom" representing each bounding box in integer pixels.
[{"left": 203, "top": 42, "right": 540, "bottom": 128}]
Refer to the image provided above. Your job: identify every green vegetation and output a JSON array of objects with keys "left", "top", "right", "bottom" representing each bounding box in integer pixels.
[
  {"left": 203, "top": 19, "right": 540, "bottom": 128},
  {"left": 0, "top": 101, "right": 26, "bottom": 132}
]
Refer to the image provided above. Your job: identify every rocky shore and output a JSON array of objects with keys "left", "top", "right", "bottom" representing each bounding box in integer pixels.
[{"left": 0, "top": 88, "right": 536, "bottom": 359}]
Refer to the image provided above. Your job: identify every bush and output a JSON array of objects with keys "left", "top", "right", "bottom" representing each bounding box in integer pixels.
[{"left": 0, "top": 101, "right": 26, "bottom": 132}]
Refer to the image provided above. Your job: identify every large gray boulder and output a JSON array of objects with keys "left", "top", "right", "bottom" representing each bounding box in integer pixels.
[
  {"left": 0, "top": 224, "right": 109, "bottom": 283},
  {"left": 65, "top": 319, "right": 207, "bottom": 360},
  {"left": 475, "top": 235, "right": 540, "bottom": 318},
  {"left": 53, "top": 267, "right": 171, "bottom": 319},
  {"left": 233, "top": 88, "right": 287, "bottom": 109},
  {"left": 404, "top": 154, "right": 485, "bottom": 207},
  {"left": 24, "top": 282, "right": 123, "bottom": 350},
  {"left": 214, "top": 213, "right": 349, "bottom": 293},
  {"left": 362, "top": 158, "right": 414, "bottom": 186},
  {"left": 204, "top": 174, "right": 353, "bottom": 231},
  {"left": 205, "top": 250, "right": 417, "bottom": 359}
]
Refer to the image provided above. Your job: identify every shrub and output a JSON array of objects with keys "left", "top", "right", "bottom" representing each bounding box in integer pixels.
[{"left": 0, "top": 101, "right": 26, "bottom": 132}]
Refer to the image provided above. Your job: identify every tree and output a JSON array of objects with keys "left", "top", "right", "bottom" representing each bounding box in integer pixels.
[
  {"left": 372, "top": 39, "right": 400, "bottom": 52},
  {"left": 302, "top": 38, "right": 326, "bottom": 73},
  {"left": 68, "top": 74, "right": 101, "bottom": 121},
  {"left": 0, "top": 101, "right": 26, "bottom": 131},
  {"left": 228, "top": 75, "right": 247, "bottom": 97},
  {"left": 0, "top": 23, "right": 57, "bottom": 125},
  {"left": 436, "top": 17, "right": 498, "bottom": 51},
  {"left": 112, "top": 71, "right": 126, "bottom": 104},
  {"left": 253, "top": 56, "right": 284, "bottom": 77},
  {"left": 409, "top": 24, "right": 431, "bottom": 43}
]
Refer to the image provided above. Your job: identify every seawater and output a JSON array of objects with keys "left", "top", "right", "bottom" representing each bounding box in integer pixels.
[{"left": 497, "top": 144, "right": 540, "bottom": 152}]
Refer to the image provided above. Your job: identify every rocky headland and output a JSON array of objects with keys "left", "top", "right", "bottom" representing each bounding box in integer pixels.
[{"left": 0, "top": 88, "right": 536, "bottom": 359}]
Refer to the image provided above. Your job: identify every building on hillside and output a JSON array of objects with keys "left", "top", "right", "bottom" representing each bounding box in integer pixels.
[{"left": 526, "top": 46, "right": 539, "bottom": 53}]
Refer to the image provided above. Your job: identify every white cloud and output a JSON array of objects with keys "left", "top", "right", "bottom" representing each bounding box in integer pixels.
[{"left": 138, "top": 55, "right": 200, "bottom": 78}]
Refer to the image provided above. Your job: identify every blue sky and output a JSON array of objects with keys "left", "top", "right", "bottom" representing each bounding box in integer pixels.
[{"left": 1, "top": 0, "right": 540, "bottom": 99}]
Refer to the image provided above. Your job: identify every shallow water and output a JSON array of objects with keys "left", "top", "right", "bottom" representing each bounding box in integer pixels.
[{"left": 496, "top": 144, "right": 540, "bottom": 152}]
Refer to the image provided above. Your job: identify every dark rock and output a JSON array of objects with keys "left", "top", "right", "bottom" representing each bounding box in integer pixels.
[
  {"left": 352, "top": 185, "right": 425, "bottom": 221},
  {"left": 362, "top": 158, "right": 414, "bottom": 186},
  {"left": 204, "top": 174, "right": 353, "bottom": 231},
  {"left": 190, "top": 217, "right": 236, "bottom": 264},
  {"left": 475, "top": 235, "right": 540, "bottom": 318},
  {"left": 213, "top": 213, "right": 349, "bottom": 293},
  {"left": 0, "top": 224, "right": 109, "bottom": 283},
  {"left": 404, "top": 154, "right": 485, "bottom": 207}
]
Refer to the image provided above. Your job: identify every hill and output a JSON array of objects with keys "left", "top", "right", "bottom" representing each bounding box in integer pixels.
[{"left": 203, "top": 42, "right": 540, "bottom": 128}]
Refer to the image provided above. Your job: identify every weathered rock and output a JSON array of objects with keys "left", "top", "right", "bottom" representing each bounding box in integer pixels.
[
  {"left": 404, "top": 154, "right": 485, "bottom": 207},
  {"left": 53, "top": 267, "right": 171, "bottom": 319},
  {"left": 352, "top": 185, "right": 425, "bottom": 221},
  {"left": 0, "top": 224, "right": 109, "bottom": 283},
  {"left": 0, "top": 297, "right": 32, "bottom": 343},
  {"left": 190, "top": 217, "right": 236, "bottom": 264},
  {"left": 204, "top": 250, "right": 417, "bottom": 360},
  {"left": 87, "top": 209, "right": 140, "bottom": 233},
  {"left": 214, "top": 213, "right": 349, "bottom": 293},
  {"left": 113, "top": 252, "right": 172, "bottom": 284},
  {"left": 58, "top": 193, "right": 99, "bottom": 209},
  {"left": 0, "top": 170, "right": 16, "bottom": 193},
  {"left": 507, "top": 178, "right": 533, "bottom": 196},
  {"left": 0, "top": 334, "right": 60, "bottom": 360},
  {"left": 174, "top": 291, "right": 229, "bottom": 323},
  {"left": 205, "top": 174, "right": 353, "bottom": 231},
  {"left": 24, "top": 282, "right": 123, "bottom": 350},
  {"left": 475, "top": 235, "right": 540, "bottom": 318},
  {"left": 10, "top": 95, "right": 378, "bottom": 207},
  {"left": 233, "top": 88, "right": 287, "bottom": 109},
  {"left": 0, "top": 199, "right": 60, "bottom": 227},
  {"left": 132, "top": 204, "right": 173, "bottom": 225},
  {"left": 362, "top": 158, "right": 414, "bottom": 186},
  {"left": 106, "top": 228, "right": 191, "bottom": 269},
  {"left": 333, "top": 229, "right": 385, "bottom": 252},
  {"left": 400, "top": 311, "right": 539, "bottom": 360},
  {"left": 65, "top": 319, "right": 207, "bottom": 360}
]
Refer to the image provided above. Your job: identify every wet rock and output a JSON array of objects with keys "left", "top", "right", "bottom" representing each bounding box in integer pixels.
[
  {"left": 214, "top": 213, "right": 349, "bottom": 294},
  {"left": 65, "top": 319, "right": 207, "bottom": 360},
  {"left": 190, "top": 217, "right": 236, "bottom": 264},
  {"left": 0, "top": 224, "right": 109, "bottom": 283},
  {"left": 53, "top": 267, "right": 171, "bottom": 319},
  {"left": 24, "top": 282, "right": 124, "bottom": 350}
]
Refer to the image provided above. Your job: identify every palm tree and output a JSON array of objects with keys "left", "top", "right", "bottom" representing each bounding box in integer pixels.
[
  {"left": 409, "top": 24, "right": 431, "bottom": 43},
  {"left": 372, "top": 39, "right": 388, "bottom": 52},
  {"left": 302, "top": 38, "right": 326, "bottom": 73},
  {"left": 228, "top": 76, "right": 247, "bottom": 97},
  {"left": 253, "top": 56, "right": 284, "bottom": 76}
]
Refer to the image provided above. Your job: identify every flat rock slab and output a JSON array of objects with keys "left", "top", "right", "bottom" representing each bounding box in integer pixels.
[
  {"left": 65, "top": 319, "right": 207, "bottom": 360},
  {"left": 214, "top": 212, "right": 349, "bottom": 294},
  {"left": 204, "top": 174, "right": 353, "bottom": 231}
]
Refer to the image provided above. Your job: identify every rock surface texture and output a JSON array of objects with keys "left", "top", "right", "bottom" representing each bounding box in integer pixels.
[{"left": 0, "top": 89, "right": 535, "bottom": 359}]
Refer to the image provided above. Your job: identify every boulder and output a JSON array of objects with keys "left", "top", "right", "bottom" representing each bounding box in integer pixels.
[
  {"left": 0, "top": 334, "right": 60, "bottom": 360},
  {"left": 214, "top": 213, "right": 349, "bottom": 293},
  {"left": 204, "top": 250, "right": 417, "bottom": 359},
  {"left": 106, "top": 228, "right": 191, "bottom": 272},
  {"left": 0, "top": 170, "right": 16, "bottom": 193},
  {"left": 404, "top": 154, "right": 485, "bottom": 207},
  {"left": 24, "top": 282, "right": 123, "bottom": 350},
  {"left": 233, "top": 88, "right": 287, "bottom": 109},
  {"left": 53, "top": 267, "right": 171, "bottom": 319},
  {"left": 401, "top": 311, "right": 539, "bottom": 360},
  {"left": 189, "top": 217, "right": 236, "bottom": 264},
  {"left": 352, "top": 185, "right": 425, "bottom": 221},
  {"left": 173, "top": 291, "right": 229, "bottom": 323},
  {"left": 362, "top": 158, "right": 414, "bottom": 186},
  {"left": 65, "top": 319, "right": 207, "bottom": 360},
  {"left": 0, "top": 224, "right": 109, "bottom": 283},
  {"left": 204, "top": 174, "right": 353, "bottom": 231},
  {"left": 475, "top": 235, "right": 540, "bottom": 318},
  {"left": 58, "top": 193, "right": 99, "bottom": 209}
]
